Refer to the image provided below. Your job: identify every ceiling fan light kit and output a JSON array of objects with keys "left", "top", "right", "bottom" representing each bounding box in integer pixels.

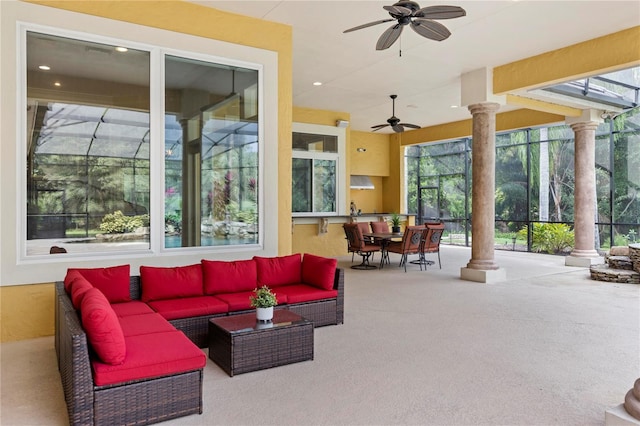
[
  {"left": 372, "top": 95, "right": 421, "bottom": 133},
  {"left": 344, "top": 1, "right": 466, "bottom": 50}
]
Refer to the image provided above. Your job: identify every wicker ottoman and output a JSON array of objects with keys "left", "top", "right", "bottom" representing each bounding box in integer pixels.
[{"left": 208, "top": 310, "right": 314, "bottom": 376}]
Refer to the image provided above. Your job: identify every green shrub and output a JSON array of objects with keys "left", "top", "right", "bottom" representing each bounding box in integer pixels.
[
  {"left": 517, "top": 223, "right": 574, "bottom": 254},
  {"left": 100, "top": 211, "right": 150, "bottom": 234}
]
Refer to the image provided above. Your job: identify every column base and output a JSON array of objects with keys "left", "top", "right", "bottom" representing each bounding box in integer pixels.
[
  {"left": 565, "top": 255, "right": 604, "bottom": 267},
  {"left": 605, "top": 404, "right": 640, "bottom": 426},
  {"left": 460, "top": 267, "right": 506, "bottom": 283}
]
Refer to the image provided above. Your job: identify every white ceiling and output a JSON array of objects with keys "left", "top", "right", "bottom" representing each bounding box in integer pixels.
[{"left": 191, "top": 0, "right": 640, "bottom": 133}]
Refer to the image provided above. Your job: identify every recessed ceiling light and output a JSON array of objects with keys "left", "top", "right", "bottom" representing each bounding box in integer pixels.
[
  {"left": 54, "top": 82, "right": 61, "bottom": 87},
  {"left": 38, "top": 65, "right": 50, "bottom": 71},
  {"left": 115, "top": 47, "right": 128, "bottom": 52},
  {"left": 450, "top": 105, "right": 458, "bottom": 108},
  {"left": 313, "top": 81, "right": 322, "bottom": 86}
]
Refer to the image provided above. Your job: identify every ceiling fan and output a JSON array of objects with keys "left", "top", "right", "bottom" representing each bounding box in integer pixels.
[
  {"left": 372, "top": 95, "right": 420, "bottom": 133},
  {"left": 343, "top": 1, "right": 466, "bottom": 50}
]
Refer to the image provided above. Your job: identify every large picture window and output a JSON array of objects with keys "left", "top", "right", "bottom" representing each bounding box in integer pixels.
[{"left": 24, "top": 30, "right": 261, "bottom": 256}]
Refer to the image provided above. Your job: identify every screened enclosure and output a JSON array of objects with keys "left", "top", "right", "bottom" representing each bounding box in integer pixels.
[{"left": 406, "top": 106, "right": 640, "bottom": 252}]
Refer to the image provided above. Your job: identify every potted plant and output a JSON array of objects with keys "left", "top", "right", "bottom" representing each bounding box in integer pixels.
[
  {"left": 249, "top": 285, "right": 278, "bottom": 322},
  {"left": 390, "top": 213, "right": 402, "bottom": 233}
]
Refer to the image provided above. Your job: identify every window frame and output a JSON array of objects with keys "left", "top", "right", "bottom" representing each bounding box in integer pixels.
[
  {"left": 17, "top": 22, "right": 270, "bottom": 263},
  {"left": 291, "top": 122, "right": 346, "bottom": 217}
]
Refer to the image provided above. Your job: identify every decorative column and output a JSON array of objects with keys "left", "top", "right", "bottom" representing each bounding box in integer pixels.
[
  {"left": 566, "top": 120, "right": 603, "bottom": 267},
  {"left": 605, "top": 378, "right": 640, "bottom": 424},
  {"left": 460, "top": 102, "right": 506, "bottom": 283}
]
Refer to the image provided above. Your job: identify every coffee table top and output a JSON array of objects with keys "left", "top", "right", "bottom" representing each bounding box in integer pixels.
[{"left": 210, "top": 310, "right": 309, "bottom": 334}]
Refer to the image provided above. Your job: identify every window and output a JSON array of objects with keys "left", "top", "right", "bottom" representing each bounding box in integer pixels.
[
  {"left": 26, "top": 32, "right": 151, "bottom": 256},
  {"left": 291, "top": 123, "right": 345, "bottom": 215},
  {"left": 24, "top": 29, "right": 261, "bottom": 256},
  {"left": 164, "top": 56, "right": 259, "bottom": 248}
]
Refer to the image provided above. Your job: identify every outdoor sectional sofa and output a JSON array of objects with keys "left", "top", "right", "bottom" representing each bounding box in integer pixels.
[{"left": 55, "top": 253, "right": 344, "bottom": 426}]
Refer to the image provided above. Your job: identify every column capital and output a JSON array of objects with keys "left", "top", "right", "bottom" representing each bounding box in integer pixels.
[
  {"left": 468, "top": 102, "right": 501, "bottom": 116},
  {"left": 569, "top": 121, "right": 599, "bottom": 133}
]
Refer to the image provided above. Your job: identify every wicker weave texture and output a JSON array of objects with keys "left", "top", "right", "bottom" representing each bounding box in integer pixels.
[
  {"left": 94, "top": 371, "right": 202, "bottom": 426},
  {"left": 208, "top": 317, "right": 313, "bottom": 376}
]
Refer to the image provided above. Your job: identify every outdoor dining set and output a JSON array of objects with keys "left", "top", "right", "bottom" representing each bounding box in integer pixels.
[{"left": 343, "top": 221, "right": 444, "bottom": 271}]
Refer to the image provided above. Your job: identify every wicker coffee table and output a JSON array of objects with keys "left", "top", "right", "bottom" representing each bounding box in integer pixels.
[{"left": 208, "top": 310, "right": 314, "bottom": 376}]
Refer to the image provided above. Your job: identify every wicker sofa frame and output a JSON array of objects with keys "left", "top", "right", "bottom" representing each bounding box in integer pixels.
[{"left": 54, "top": 267, "right": 344, "bottom": 425}]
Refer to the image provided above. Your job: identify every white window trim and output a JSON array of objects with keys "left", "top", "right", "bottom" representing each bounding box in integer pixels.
[
  {"left": 11, "top": 16, "right": 277, "bottom": 277},
  {"left": 292, "top": 122, "right": 346, "bottom": 217}
]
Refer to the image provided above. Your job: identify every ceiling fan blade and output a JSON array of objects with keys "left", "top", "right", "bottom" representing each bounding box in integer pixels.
[
  {"left": 414, "top": 5, "right": 466, "bottom": 20},
  {"left": 392, "top": 124, "right": 405, "bottom": 133},
  {"left": 371, "top": 124, "right": 390, "bottom": 132},
  {"left": 343, "top": 19, "right": 395, "bottom": 33},
  {"left": 400, "top": 123, "right": 421, "bottom": 129},
  {"left": 383, "top": 5, "right": 412, "bottom": 17},
  {"left": 410, "top": 19, "right": 451, "bottom": 41},
  {"left": 376, "top": 24, "right": 403, "bottom": 50}
]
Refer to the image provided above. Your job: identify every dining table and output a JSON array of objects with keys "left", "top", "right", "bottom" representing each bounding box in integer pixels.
[{"left": 363, "top": 232, "right": 403, "bottom": 268}]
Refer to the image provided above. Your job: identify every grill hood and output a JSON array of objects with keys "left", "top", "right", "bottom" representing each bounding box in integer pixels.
[{"left": 350, "top": 175, "right": 375, "bottom": 190}]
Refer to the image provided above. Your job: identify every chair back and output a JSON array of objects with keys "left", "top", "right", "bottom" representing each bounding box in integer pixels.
[
  {"left": 343, "top": 223, "right": 364, "bottom": 251},
  {"left": 399, "top": 225, "right": 425, "bottom": 253},
  {"left": 423, "top": 222, "right": 444, "bottom": 253},
  {"left": 370, "top": 221, "right": 389, "bottom": 233},
  {"left": 356, "top": 221, "right": 371, "bottom": 236}
]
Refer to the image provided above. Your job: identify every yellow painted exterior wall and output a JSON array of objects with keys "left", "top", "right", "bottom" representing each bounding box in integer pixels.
[
  {"left": 291, "top": 223, "right": 348, "bottom": 257},
  {"left": 494, "top": 26, "right": 640, "bottom": 93},
  {"left": 350, "top": 176, "right": 385, "bottom": 214},
  {"left": 1, "top": 283, "right": 54, "bottom": 341}
]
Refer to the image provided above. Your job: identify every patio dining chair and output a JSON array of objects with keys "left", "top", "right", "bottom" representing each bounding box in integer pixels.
[
  {"left": 370, "top": 221, "right": 390, "bottom": 233},
  {"left": 343, "top": 223, "right": 381, "bottom": 270},
  {"left": 421, "top": 222, "right": 445, "bottom": 269},
  {"left": 385, "top": 225, "right": 425, "bottom": 272}
]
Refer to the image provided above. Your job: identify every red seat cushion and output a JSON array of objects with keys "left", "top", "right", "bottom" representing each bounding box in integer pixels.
[
  {"left": 81, "top": 288, "right": 126, "bottom": 365},
  {"left": 302, "top": 253, "right": 337, "bottom": 290},
  {"left": 253, "top": 254, "right": 301, "bottom": 287},
  {"left": 111, "top": 301, "right": 155, "bottom": 317},
  {"left": 91, "top": 330, "right": 206, "bottom": 386},
  {"left": 147, "top": 296, "right": 228, "bottom": 321},
  {"left": 140, "top": 264, "right": 203, "bottom": 302},
  {"left": 70, "top": 275, "right": 94, "bottom": 309},
  {"left": 119, "top": 313, "right": 177, "bottom": 337},
  {"left": 201, "top": 259, "right": 257, "bottom": 294},
  {"left": 215, "top": 290, "right": 287, "bottom": 311},
  {"left": 275, "top": 284, "right": 338, "bottom": 304},
  {"left": 69, "top": 265, "right": 131, "bottom": 303}
]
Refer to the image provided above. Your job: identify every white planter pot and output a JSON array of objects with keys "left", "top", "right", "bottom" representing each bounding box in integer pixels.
[{"left": 256, "top": 306, "right": 274, "bottom": 322}]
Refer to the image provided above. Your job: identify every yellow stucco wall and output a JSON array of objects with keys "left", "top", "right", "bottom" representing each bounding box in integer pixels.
[
  {"left": 1, "top": 283, "right": 54, "bottom": 341},
  {"left": 291, "top": 223, "right": 348, "bottom": 257},
  {"left": 494, "top": 26, "right": 640, "bottom": 93}
]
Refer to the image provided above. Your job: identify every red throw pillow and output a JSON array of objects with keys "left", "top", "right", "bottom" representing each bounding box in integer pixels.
[
  {"left": 201, "top": 259, "right": 257, "bottom": 294},
  {"left": 302, "top": 253, "right": 337, "bottom": 291},
  {"left": 64, "top": 269, "right": 84, "bottom": 294},
  {"left": 69, "top": 265, "right": 131, "bottom": 303},
  {"left": 253, "top": 254, "right": 302, "bottom": 287},
  {"left": 140, "top": 264, "right": 203, "bottom": 302},
  {"left": 81, "top": 288, "right": 126, "bottom": 365},
  {"left": 70, "top": 276, "right": 94, "bottom": 309}
]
